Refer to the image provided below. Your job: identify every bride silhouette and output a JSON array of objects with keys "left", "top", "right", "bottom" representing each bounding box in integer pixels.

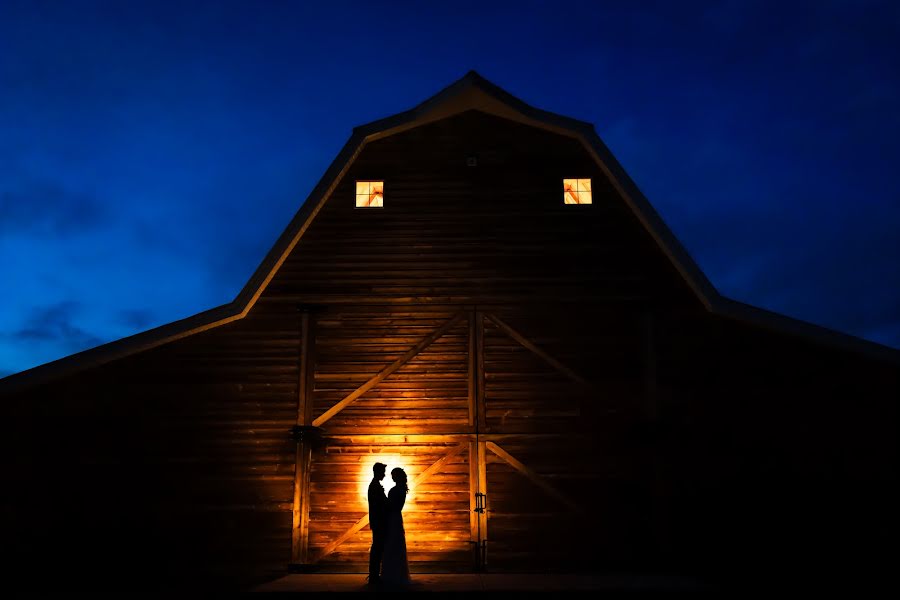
[{"left": 380, "top": 467, "right": 410, "bottom": 585}]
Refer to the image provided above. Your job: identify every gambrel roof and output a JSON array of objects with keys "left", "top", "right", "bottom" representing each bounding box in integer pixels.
[{"left": 2, "top": 70, "right": 897, "bottom": 393}]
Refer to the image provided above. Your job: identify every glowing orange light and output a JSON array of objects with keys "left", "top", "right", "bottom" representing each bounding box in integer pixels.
[
  {"left": 358, "top": 453, "right": 415, "bottom": 502},
  {"left": 356, "top": 181, "right": 384, "bottom": 208},
  {"left": 563, "top": 178, "right": 592, "bottom": 204}
]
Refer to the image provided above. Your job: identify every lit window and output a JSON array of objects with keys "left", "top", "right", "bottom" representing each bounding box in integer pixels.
[
  {"left": 563, "top": 178, "right": 592, "bottom": 204},
  {"left": 356, "top": 181, "right": 384, "bottom": 208}
]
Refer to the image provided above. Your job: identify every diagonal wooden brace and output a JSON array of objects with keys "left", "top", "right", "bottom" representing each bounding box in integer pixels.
[
  {"left": 484, "top": 313, "right": 589, "bottom": 386},
  {"left": 312, "top": 312, "right": 466, "bottom": 427},
  {"left": 486, "top": 441, "right": 583, "bottom": 514},
  {"left": 314, "top": 442, "right": 468, "bottom": 562}
]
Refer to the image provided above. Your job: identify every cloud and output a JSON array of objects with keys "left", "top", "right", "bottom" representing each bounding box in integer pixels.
[
  {"left": 117, "top": 308, "right": 156, "bottom": 331},
  {"left": 0, "top": 181, "right": 107, "bottom": 236},
  {"left": 12, "top": 301, "right": 104, "bottom": 352},
  {"left": 679, "top": 199, "right": 900, "bottom": 350}
]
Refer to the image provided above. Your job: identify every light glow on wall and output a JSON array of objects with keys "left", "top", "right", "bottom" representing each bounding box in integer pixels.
[{"left": 358, "top": 452, "right": 415, "bottom": 502}]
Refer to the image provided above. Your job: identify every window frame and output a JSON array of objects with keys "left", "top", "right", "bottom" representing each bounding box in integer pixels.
[
  {"left": 355, "top": 180, "right": 385, "bottom": 208},
  {"left": 563, "top": 178, "right": 592, "bottom": 205}
]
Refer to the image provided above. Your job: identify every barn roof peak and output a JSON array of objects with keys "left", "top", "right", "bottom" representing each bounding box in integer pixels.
[
  {"left": 353, "top": 69, "right": 595, "bottom": 142},
  {"left": 3, "top": 73, "right": 898, "bottom": 393}
]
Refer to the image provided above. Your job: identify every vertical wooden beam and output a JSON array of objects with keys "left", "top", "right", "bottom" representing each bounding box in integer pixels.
[
  {"left": 475, "top": 311, "right": 487, "bottom": 431},
  {"left": 476, "top": 439, "right": 488, "bottom": 570},
  {"left": 300, "top": 311, "right": 315, "bottom": 426},
  {"left": 294, "top": 443, "right": 313, "bottom": 563},
  {"left": 467, "top": 311, "right": 477, "bottom": 428},
  {"left": 474, "top": 311, "right": 487, "bottom": 568},
  {"left": 292, "top": 309, "right": 315, "bottom": 564},
  {"left": 469, "top": 310, "right": 486, "bottom": 568},
  {"left": 643, "top": 311, "right": 658, "bottom": 420},
  {"left": 468, "top": 439, "right": 479, "bottom": 567},
  {"left": 643, "top": 311, "right": 670, "bottom": 559}
]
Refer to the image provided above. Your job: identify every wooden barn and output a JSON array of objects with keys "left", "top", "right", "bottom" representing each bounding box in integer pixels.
[{"left": 1, "top": 72, "right": 897, "bottom": 591}]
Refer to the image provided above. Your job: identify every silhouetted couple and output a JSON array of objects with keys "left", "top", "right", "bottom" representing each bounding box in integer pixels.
[{"left": 368, "top": 462, "right": 410, "bottom": 586}]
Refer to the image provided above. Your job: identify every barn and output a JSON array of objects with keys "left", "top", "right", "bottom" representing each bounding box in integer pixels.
[{"left": 1, "top": 71, "right": 896, "bottom": 591}]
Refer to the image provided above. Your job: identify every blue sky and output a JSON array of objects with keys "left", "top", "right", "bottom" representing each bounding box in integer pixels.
[{"left": 2, "top": 0, "right": 899, "bottom": 377}]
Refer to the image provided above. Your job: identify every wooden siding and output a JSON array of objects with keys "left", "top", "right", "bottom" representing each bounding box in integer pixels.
[
  {"left": 2, "top": 306, "right": 302, "bottom": 589},
  {"left": 647, "top": 307, "right": 899, "bottom": 579},
  {"left": 1, "top": 109, "right": 897, "bottom": 590},
  {"left": 312, "top": 308, "right": 470, "bottom": 434},
  {"left": 308, "top": 435, "right": 473, "bottom": 571},
  {"left": 483, "top": 434, "right": 628, "bottom": 572},
  {"left": 482, "top": 308, "right": 645, "bottom": 433},
  {"left": 262, "top": 111, "right": 697, "bottom": 309}
]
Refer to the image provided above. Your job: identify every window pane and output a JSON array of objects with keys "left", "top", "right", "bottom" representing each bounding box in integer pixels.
[
  {"left": 356, "top": 180, "right": 384, "bottom": 208},
  {"left": 563, "top": 178, "right": 591, "bottom": 204},
  {"left": 369, "top": 181, "right": 383, "bottom": 207}
]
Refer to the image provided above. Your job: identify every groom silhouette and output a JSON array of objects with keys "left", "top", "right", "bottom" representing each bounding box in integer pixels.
[{"left": 367, "top": 462, "right": 389, "bottom": 584}]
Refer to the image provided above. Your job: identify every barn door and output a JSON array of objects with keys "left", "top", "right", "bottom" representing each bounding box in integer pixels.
[
  {"left": 293, "top": 307, "right": 476, "bottom": 572},
  {"left": 291, "top": 307, "right": 594, "bottom": 573},
  {"left": 471, "top": 309, "right": 594, "bottom": 572}
]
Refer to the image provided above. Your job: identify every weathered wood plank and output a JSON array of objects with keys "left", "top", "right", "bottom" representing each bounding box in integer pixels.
[
  {"left": 313, "top": 443, "right": 468, "bottom": 562},
  {"left": 312, "top": 313, "right": 465, "bottom": 427},
  {"left": 485, "top": 314, "right": 588, "bottom": 386},
  {"left": 485, "top": 442, "right": 582, "bottom": 514}
]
